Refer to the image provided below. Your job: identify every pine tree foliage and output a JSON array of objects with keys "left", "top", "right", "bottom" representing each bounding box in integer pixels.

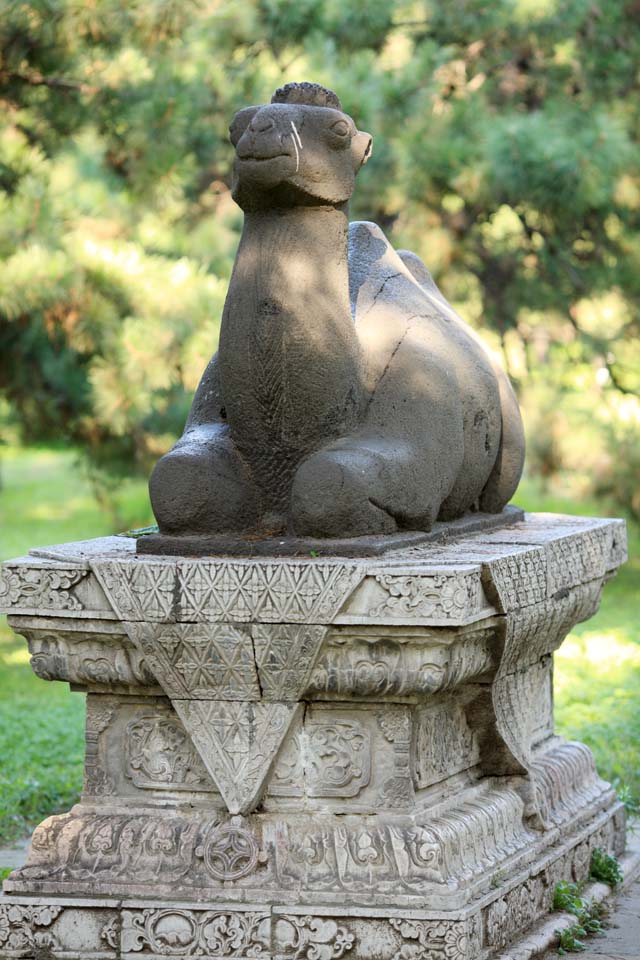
[{"left": 1, "top": 0, "right": 639, "bottom": 512}]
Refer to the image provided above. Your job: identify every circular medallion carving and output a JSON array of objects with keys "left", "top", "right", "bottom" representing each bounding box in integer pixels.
[
  {"left": 202, "top": 824, "right": 259, "bottom": 880},
  {"left": 148, "top": 911, "right": 198, "bottom": 954}
]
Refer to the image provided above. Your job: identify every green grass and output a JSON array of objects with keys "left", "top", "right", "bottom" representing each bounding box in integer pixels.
[
  {"left": 0, "top": 446, "right": 153, "bottom": 843},
  {"left": 0, "top": 448, "right": 638, "bottom": 844}
]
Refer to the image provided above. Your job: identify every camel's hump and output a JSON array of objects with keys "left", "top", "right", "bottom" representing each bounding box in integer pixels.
[{"left": 347, "top": 221, "right": 448, "bottom": 320}]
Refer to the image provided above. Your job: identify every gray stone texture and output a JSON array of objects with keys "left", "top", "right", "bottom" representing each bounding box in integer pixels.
[
  {"left": 0, "top": 512, "right": 629, "bottom": 958},
  {"left": 145, "top": 82, "right": 525, "bottom": 547}
]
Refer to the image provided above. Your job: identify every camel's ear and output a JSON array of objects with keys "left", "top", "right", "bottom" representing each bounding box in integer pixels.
[
  {"left": 352, "top": 131, "right": 373, "bottom": 171},
  {"left": 229, "top": 106, "right": 261, "bottom": 147}
]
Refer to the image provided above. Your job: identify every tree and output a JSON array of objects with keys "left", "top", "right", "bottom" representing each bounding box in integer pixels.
[{"left": 1, "top": 0, "right": 639, "bottom": 515}]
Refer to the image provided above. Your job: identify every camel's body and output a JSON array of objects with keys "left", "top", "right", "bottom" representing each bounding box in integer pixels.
[{"left": 149, "top": 83, "right": 524, "bottom": 540}]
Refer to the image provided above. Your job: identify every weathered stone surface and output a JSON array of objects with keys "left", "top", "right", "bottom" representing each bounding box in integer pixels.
[
  {"left": 144, "top": 81, "right": 525, "bottom": 546},
  {"left": 0, "top": 513, "right": 628, "bottom": 958}
]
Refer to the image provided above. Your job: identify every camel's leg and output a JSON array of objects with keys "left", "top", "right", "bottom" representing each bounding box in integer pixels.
[
  {"left": 478, "top": 367, "right": 526, "bottom": 513},
  {"left": 149, "top": 424, "right": 260, "bottom": 535},
  {"left": 289, "top": 435, "right": 455, "bottom": 538}
]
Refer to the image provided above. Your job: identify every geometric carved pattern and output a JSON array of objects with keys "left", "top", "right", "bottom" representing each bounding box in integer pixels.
[
  {"left": 173, "top": 700, "right": 301, "bottom": 815},
  {"left": 126, "top": 623, "right": 261, "bottom": 700},
  {"left": 252, "top": 623, "right": 327, "bottom": 699},
  {"left": 93, "top": 560, "right": 175, "bottom": 621},
  {"left": 177, "top": 559, "right": 361, "bottom": 623}
]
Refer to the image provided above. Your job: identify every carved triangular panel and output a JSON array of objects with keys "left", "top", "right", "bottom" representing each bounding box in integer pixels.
[
  {"left": 173, "top": 700, "right": 301, "bottom": 815},
  {"left": 252, "top": 624, "right": 327, "bottom": 700},
  {"left": 127, "top": 622, "right": 261, "bottom": 700},
  {"left": 177, "top": 559, "right": 362, "bottom": 623}
]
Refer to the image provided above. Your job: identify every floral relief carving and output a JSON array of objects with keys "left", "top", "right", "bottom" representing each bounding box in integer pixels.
[
  {"left": 101, "top": 915, "right": 121, "bottom": 949},
  {"left": 389, "top": 915, "right": 481, "bottom": 959},
  {"left": 274, "top": 915, "right": 354, "bottom": 959},
  {"left": 0, "top": 565, "right": 87, "bottom": 611},
  {"left": 370, "top": 571, "right": 482, "bottom": 621},
  {"left": 413, "top": 704, "right": 478, "bottom": 789},
  {"left": 121, "top": 908, "right": 270, "bottom": 956},
  {"left": 485, "top": 877, "right": 545, "bottom": 949},
  {"left": 376, "top": 706, "right": 414, "bottom": 807},
  {"left": 0, "top": 904, "right": 63, "bottom": 954}
]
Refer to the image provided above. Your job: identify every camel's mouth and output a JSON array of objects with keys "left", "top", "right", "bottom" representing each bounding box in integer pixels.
[{"left": 236, "top": 152, "right": 293, "bottom": 163}]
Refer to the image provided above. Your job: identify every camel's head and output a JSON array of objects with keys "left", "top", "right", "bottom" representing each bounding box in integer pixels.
[{"left": 230, "top": 82, "right": 372, "bottom": 210}]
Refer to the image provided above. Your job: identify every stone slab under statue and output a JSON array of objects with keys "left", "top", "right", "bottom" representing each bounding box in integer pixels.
[{"left": 0, "top": 83, "right": 630, "bottom": 960}]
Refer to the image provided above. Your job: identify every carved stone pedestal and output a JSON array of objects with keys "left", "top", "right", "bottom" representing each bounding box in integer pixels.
[{"left": 0, "top": 513, "right": 627, "bottom": 959}]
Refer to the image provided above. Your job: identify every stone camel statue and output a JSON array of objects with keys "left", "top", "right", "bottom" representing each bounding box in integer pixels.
[{"left": 148, "top": 81, "right": 525, "bottom": 542}]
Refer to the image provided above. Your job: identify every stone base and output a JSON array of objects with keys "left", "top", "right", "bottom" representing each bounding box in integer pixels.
[
  {"left": 0, "top": 512, "right": 629, "bottom": 959},
  {"left": 134, "top": 506, "right": 524, "bottom": 557},
  {"left": 0, "top": 799, "right": 627, "bottom": 959}
]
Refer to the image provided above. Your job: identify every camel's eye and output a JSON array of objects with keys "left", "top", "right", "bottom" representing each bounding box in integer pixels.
[{"left": 330, "top": 119, "right": 350, "bottom": 137}]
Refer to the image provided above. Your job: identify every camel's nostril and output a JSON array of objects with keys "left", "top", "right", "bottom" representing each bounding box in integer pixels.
[{"left": 254, "top": 116, "right": 275, "bottom": 133}]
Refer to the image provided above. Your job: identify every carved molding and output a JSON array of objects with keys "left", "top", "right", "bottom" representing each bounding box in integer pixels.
[
  {"left": 24, "top": 628, "right": 156, "bottom": 689},
  {"left": 0, "top": 564, "right": 87, "bottom": 613}
]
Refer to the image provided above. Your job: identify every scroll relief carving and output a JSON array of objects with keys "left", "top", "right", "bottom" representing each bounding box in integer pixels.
[
  {"left": 485, "top": 876, "right": 546, "bottom": 950},
  {"left": 0, "top": 565, "right": 87, "bottom": 612},
  {"left": 121, "top": 908, "right": 270, "bottom": 957},
  {"left": 126, "top": 715, "right": 212, "bottom": 791},
  {"left": 389, "top": 915, "right": 481, "bottom": 960},
  {"left": 306, "top": 719, "right": 371, "bottom": 798},
  {"left": 275, "top": 916, "right": 354, "bottom": 960},
  {"left": 338, "top": 568, "right": 491, "bottom": 625},
  {"left": 371, "top": 571, "right": 484, "bottom": 621}
]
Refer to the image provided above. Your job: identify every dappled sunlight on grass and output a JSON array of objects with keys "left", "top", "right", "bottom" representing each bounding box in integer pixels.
[{"left": 555, "top": 630, "right": 640, "bottom": 677}]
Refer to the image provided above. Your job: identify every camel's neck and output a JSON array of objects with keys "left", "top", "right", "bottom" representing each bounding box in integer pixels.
[
  {"left": 218, "top": 202, "right": 362, "bottom": 517},
  {"left": 229, "top": 203, "right": 351, "bottom": 317}
]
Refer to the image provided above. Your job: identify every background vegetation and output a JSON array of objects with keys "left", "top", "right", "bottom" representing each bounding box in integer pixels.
[{"left": 0, "top": 0, "right": 639, "bottom": 845}]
